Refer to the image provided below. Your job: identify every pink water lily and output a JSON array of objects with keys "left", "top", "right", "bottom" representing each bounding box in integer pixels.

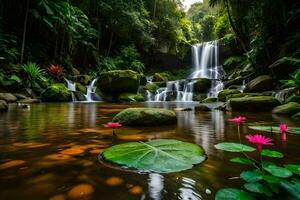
[
  {"left": 279, "top": 123, "right": 288, "bottom": 134},
  {"left": 246, "top": 134, "right": 273, "bottom": 152},
  {"left": 229, "top": 116, "right": 246, "bottom": 126},
  {"left": 103, "top": 122, "right": 122, "bottom": 135}
]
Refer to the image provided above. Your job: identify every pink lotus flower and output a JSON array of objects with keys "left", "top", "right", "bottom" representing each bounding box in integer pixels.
[
  {"left": 279, "top": 123, "right": 288, "bottom": 134},
  {"left": 246, "top": 134, "right": 273, "bottom": 152},
  {"left": 229, "top": 116, "right": 247, "bottom": 125},
  {"left": 103, "top": 122, "right": 122, "bottom": 135}
]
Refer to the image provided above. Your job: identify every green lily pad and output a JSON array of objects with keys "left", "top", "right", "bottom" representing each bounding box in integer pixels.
[
  {"left": 244, "top": 183, "right": 272, "bottom": 196},
  {"left": 101, "top": 139, "right": 206, "bottom": 173},
  {"left": 280, "top": 180, "right": 300, "bottom": 199},
  {"left": 248, "top": 126, "right": 300, "bottom": 134},
  {"left": 215, "top": 188, "right": 254, "bottom": 200},
  {"left": 215, "top": 143, "right": 256, "bottom": 152},
  {"left": 240, "top": 170, "right": 263, "bottom": 183},
  {"left": 284, "top": 164, "right": 300, "bottom": 175},
  {"left": 261, "top": 149, "right": 284, "bottom": 158},
  {"left": 262, "top": 162, "right": 293, "bottom": 178},
  {"left": 230, "top": 157, "right": 253, "bottom": 165}
]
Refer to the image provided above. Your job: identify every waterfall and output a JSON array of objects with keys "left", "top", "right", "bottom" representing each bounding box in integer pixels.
[
  {"left": 146, "top": 40, "right": 224, "bottom": 101},
  {"left": 84, "top": 78, "right": 98, "bottom": 102},
  {"left": 65, "top": 78, "right": 77, "bottom": 101}
]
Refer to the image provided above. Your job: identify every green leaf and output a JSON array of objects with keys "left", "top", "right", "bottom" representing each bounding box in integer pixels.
[
  {"left": 240, "top": 170, "right": 263, "bottom": 183},
  {"left": 261, "top": 149, "right": 284, "bottom": 158},
  {"left": 215, "top": 143, "right": 256, "bottom": 152},
  {"left": 249, "top": 126, "right": 300, "bottom": 134},
  {"left": 102, "top": 139, "right": 206, "bottom": 173},
  {"left": 230, "top": 157, "right": 253, "bottom": 165},
  {"left": 262, "top": 162, "right": 293, "bottom": 178},
  {"left": 215, "top": 188, "right": 254, "bottom": 200},
  {"left": 280, "top": 180, "right": 300, "bottom": 199},
  {"left": 284, "top": 164, "right": 300, "bottom": 175},
  {"left": 263, "top": 175, "right": 281, "bottom": 184},
  {"left": 244, "top": 183, "right": 272, "bottom": 196}
]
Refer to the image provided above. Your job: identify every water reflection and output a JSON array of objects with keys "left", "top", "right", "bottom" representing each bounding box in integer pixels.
[
  {"left": 148, "top": 173, "right": 164, "bottom": 200},
  {"left": 178, "top": 177, "right": 201, "bottom": 200}
]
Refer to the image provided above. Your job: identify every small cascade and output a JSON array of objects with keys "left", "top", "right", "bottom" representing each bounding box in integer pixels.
[
  {"left": 65, "top": 78, "right": 77, "bottom": 101},
  {"left": 84, "top": 78, "right": 98, "bottom": 102},
  {"left": 146, "top": 40, "right": 225, "bottom": 101},
  {"left": 272, "top": 91, "right": 285, "bottom": 100},
  {"left": 238, "top": 80, "right": 246, "bottom": 93}
]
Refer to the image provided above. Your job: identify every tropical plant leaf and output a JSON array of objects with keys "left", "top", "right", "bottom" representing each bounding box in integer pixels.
[
  {"left": 284, "top": 164, "right": 300, "bottom": 175},
  {"left": 230, "top": 157, "right": 253, "bottom": 165},
  {"left": 214, "top": 143, "right": 256, "bottom": 152},
  {"left": 249, "top": 126, "right": 300, "bottom": 134},
  {"left": 102, "top": 139, "right": 206, "bottom": 173},
  {"left": 244, "top": 183, "right": 272, "bottom": 196},
  {"left": 261, "top": 149, "right": 284, "bottom": 158},
  {"left": 263, "top": 175, "right": 281, "bottom": 184},
  {"left": 240, "top": 170, "right": 263, "bottom": 183},
  {"left": 215, "top": 188, "right": 254, "bottom": 200},
  {"left": 280, "top": 180, "right": 300, "bottom": 199},
  {"left": 262, "top": 162, "right": 293, "bottom": 178}
]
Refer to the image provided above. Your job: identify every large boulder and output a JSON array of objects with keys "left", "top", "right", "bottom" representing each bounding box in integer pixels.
[
  {"left": 0, "top": 100, "right": 8, "bottom": 112},
  {"left": 227, "top": 96, "right": 281, "bottom": 111},
  {"left": 112, "top": 108, "right": 177, "bottom": 126},
  {"left": 0, "top": 93, "right": 17, "bottom": 103},
  {"left": 41, "top": 83, "right": 72, "bottom": 102},
  {"left": 98, "top": 70, "right": 141, "bottom": 96},
  {"left": 272, "top": 102, "right": 300, "bottom": 116},
  {"left": 193, "top": 78, "right": 211, "bottom": 93},
  {"left": 244, "top": 75, "right": 273, "bottom": 92},
  {"left": 218, "top": 89, "right": 241, "bottom": 102}
]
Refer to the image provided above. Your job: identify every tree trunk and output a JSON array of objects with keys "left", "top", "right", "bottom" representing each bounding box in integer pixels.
[
  {"left": 20, "top": 0, "right": 30, "bottom": 64},
  {"left": 153, "top": 0, "right": 157, "bottom": 20},
  {"left": 106, "top": 31, "right": 114, "bottom": 56}
]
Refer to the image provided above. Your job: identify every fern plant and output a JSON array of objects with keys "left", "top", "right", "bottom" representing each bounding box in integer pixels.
[{"left": 20, "top": 62, "right": 46, "bottom": 88}]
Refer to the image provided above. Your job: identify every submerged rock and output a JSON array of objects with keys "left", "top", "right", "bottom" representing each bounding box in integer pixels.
[
  {"left": 98, "top": 70, "right": 141, "bottom": 97},
  {"left": 0, "top": 100, "right": 8, "bottom": 112},
  {"left": 244, "top": 75, "right": 273, "bottom": 92},
  {"left": 41, "top": 83, "right": 71, "bottom": 102},
  {"left": 193, "top": 78, "right": 211, "bottom": 93},
  {"left": 227, "top": 96, "right": 281, "bottom": 111},
  {"left": 112, "top": 108, "right": 177, "bottom": 126},
  {"left": 118, "top": 93, "right": 144, "bottom": 102},
  {"left": 195, "top": 104, "right": 211, "bottom": 111},
  {"left": 272, "top": 102, "right": 300, "bottom": 116},
  {"left": 0, "top": 93, "right": 17, "bottom": 102},
  {"left": 218, "top": 89, "right": 241, "bottom": 102}
]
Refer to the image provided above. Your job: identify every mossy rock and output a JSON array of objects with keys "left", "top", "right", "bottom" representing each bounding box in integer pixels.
[
  {"left": 145, "top": 83, "right": 159, "bottom": 93},
  {"left": 75, "top": 82, "right": 87, "bottom": 94},
  {"left": 244, "top": 75, "right": 273, "bottom": 92},
  {"left": 112, "top": 108, "right": 177, "bottom": 126},
  {"left": 0, "top": 93, "right": 17, "bottom": 103},
  {"left": 72, "top": 67, "right": 80, "bottom": 76},
  {"left": 201, "top": 97, "right": 218, "bottom": 103},
  {"left": 118, "top": 93, "right": 145, "bottom": 102},
  {"left": 153, "top": 73, "right": 168, "bottom": 82},
  {"left": 286, "top": 95, "right": 300, "bottom": 104},
  {"left": 155, "top": 81, "right": 167, "bottom": 87},
  {"left": 195, "top": 104, "right": 211, "bottom": 112},
  {"left": 0, "top": 100, "right": 8, "bottom": 112},
  {"left": 98, "top": 70, "right": 141, "bottom": 96},
  {"left": 292, "top": 112, "right": 300, "bottom": 119},
  {"left": 228, "top": 96, "right": 281, "bottom": 111},
  {"left": 75, "top": 75, "right": 93, "bottom": 85},
  {"left": 218, "top": 89, "right": 241, "bottom": 102},
  {"left": 41, "top": 83, "right": 71, "bottom": 102},
  {"left": 272, "top": 102, "right": 300, "bottom": 116},
  {"left": 193, "top": 78, "right": 211, "bottom": 93},
  {"left": 225, "top": 93, "right": 263, "bottom": 101},
  {"left": 224, "top": 76, "right": 244, "bottom": 88}
]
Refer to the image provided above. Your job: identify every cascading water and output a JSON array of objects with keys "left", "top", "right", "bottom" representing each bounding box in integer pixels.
[
  {"left": 147, "top": 40, "right": 225, "bottom": 101},
  {"left": 84, "top": 78, "right": 98, "bottom": 102},
  {"left": 65, "top": 78, "right": 77, "bottom": 101}
]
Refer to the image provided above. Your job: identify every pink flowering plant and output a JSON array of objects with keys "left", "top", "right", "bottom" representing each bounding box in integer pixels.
[
  {"left": 103, "top": 122, "right": 122, "bottom": 136},
  {"left": 215, "top": 118, "right": 300, "bottom": 199}
]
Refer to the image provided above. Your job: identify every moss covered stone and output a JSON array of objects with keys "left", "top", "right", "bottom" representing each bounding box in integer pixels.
[
  {"left": 272, "top": 102, "right": 300, "bottom": 116},
  {"left": 218, "top": 89, "right": 241, "bottom": 102},
  {"left": 201, "top": 97, "right": 218, "bottom": 103},
  {"left": 153, "top": 73, "right": 168, "bottom": 82},
  {"left": 112, "top": 108, "right": 177, "bottom": 126},
  {"left": 286, "top": 95, "right": 300, "bottom": 104},
  {"left": 98, "top": 70, "right": 141, "bottom": 96},
  {"left": 41, "top": 83, "right": 71, "bottom": 102},
  {"left": 193, "top": 78, "right": 211, "bottom": 93},
  {"left": 244, "top": 75, "right": 273, "bottom": 92},
  {"left": 145, "top": 83, "right": 159, "bottom": 93},
  {"left": 0, "top": 93, "right": 17, "bottom": 103},
  {"left": 228, "top": 96, "right": 281, "bottom": 111},
  {"left": 118, "top": 93, "right": 145, "bottom": 102},
  {"left": 75, "top": 82, "right": 87, "bottom": 94}
]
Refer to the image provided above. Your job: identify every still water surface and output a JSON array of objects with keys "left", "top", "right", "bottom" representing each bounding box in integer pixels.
[{"left": 0, "top": 102, "right": 299, "bottom": 200}]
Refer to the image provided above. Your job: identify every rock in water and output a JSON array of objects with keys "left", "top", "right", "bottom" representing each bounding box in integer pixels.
[
  {"left": 272, "top": 102, "right": 300, "bottom": 116},
  {"left": 0, "top": 93, "right": 17, "bottom": 102},
  {"left": 218, "top": 89, "right": 241, "bottom": 102},
  {"left": 227, "top": 96, "right": 281, "bottom": 111},
  {"left": 244, "top": 75, "right": 273, "bottom": 92},
  {"left": 0, "top": 100, "right": 8, "bottom": 112},
  {"left": 112, "top": 108, "right": 177, "bottom": 126},
  {"left": 41, "top": 83, "right": 72, "bottom": 102}
]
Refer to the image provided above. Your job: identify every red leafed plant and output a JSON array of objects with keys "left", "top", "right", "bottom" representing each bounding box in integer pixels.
[{"left": 48, "top": 65, "right": 64, "bottom": 80}]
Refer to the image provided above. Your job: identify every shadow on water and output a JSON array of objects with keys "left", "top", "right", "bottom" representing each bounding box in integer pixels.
[{"left": 0, "top": 102, "right": 299, "bottom": 200}]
